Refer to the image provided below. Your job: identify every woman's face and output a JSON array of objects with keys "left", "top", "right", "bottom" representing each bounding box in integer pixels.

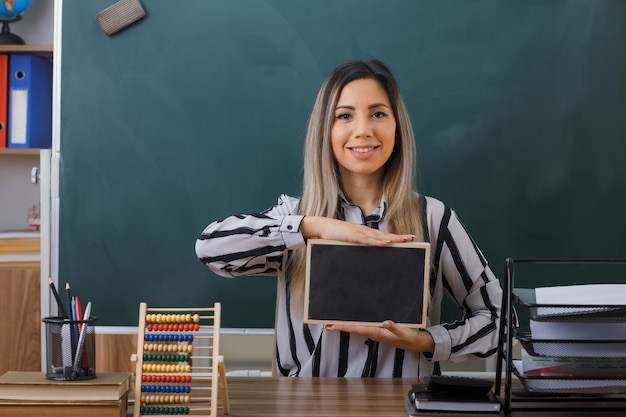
[{"left": 331, "top": 78, "right": 396, "bottom": 181}]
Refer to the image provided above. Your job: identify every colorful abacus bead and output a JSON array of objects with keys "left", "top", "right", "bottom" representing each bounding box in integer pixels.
[
  {"left": 145, "top": 384, "right": 189, "bottom": 393},
  {"left": 141, "top": 393, "right": 192, "bottom": 404},
  {"left": 142, "top": 353, "right": 190, "bottom": 362},
  {"left": 140, "top": 405, "right": 190, "bottom": 415},
  {"left": 144, "top": 334, "right": 194, "bottom": 342}
]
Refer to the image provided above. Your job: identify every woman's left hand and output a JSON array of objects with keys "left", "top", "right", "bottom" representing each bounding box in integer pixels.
[{"left": 324, "top": 320, "right": 435, "bottom": 353}]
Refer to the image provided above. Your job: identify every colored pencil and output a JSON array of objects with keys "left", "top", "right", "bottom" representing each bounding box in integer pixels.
[{"left": 47, "top": 277, "right": 68, "bottom": 319}]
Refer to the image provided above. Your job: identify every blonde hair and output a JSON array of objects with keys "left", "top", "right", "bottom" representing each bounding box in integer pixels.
[{"left": 289, "top": 59, "right": 424, "bottom": 304}]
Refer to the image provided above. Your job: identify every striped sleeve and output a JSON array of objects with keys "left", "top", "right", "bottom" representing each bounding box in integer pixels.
[
  {"left": 195, "top": 195, "right": 305, "bottom": 277},
  {"left": 424, "top": 197, "right": 502, "bottom": 363}
]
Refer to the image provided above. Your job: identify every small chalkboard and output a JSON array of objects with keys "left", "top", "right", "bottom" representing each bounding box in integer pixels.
[{"left": 304, "top": 240, "right": 431, "bottom": 328}]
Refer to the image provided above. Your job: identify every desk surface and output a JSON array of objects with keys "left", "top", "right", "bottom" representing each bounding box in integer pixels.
[
  {"left": 225, "top": 377, "right": 408, "bottom": 417},
  {"left": 127, "top": 377, "right": 626, "bottom": 417}
]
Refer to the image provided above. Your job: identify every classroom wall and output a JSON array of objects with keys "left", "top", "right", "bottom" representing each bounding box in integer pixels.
[
  {"left": 0, "top": 155, "right": 40, "bottom": 231},
  {"left": 12, "top": 0, "right": 54, "bottom": 45}
]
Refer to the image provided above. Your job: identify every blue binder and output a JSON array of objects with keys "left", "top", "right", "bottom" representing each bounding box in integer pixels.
[{"left": 7, "top": 54, "right": 53, "bottom": 148}]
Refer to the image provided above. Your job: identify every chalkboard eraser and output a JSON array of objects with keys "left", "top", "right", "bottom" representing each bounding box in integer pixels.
[{"left": 96, "top": 0, "right": 146, "bottom": 36}]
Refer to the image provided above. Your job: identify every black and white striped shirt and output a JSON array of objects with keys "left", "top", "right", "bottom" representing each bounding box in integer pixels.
[{"left": 195, "top": 194, "right": 502, "bottom": 377}]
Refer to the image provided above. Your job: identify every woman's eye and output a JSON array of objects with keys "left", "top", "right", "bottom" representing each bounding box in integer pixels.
[
  {"left": 336, "top": 113, "right": 351, "bottom": 120},
  {"left": 372, "top": 111, "right": 387, "bottom": 119}
]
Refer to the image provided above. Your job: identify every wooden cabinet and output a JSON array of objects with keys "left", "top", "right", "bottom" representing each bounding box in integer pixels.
[{"left": 0, "top": 265, "right": 41, "bottom": 374}]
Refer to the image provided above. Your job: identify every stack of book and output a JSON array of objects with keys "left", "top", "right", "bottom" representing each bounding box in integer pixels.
[
  {"left": 405, "top": 375, "right": 501, "bottom": 417},
  {"left": 520, "top": 349, "right": 626, "bottom": 378},
  {"left": 0, "top": 371, "right": 132, "bottom": 417},
  {"left": 513, "top": 284, "right": 626, "bottom": 394}
]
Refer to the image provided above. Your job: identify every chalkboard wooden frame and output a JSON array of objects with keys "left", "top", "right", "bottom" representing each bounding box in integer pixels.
[{"left": 304, "top": 240, "right": 431, "bottom": 328}]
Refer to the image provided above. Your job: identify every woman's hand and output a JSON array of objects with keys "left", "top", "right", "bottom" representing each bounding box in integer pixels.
[
  {"left": 300, "top": 216, "right": 414, "bottom": 246},
  {"left": 324, "top": 320, "right": 435, "bottom": 353}
]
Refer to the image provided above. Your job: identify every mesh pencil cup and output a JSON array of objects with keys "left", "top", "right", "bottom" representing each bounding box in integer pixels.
[{"left": 42, "top": 316, "right": 97, "bottom": 380}]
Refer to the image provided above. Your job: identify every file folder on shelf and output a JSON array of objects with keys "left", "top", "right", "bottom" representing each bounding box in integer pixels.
[
  {"left": 7, "top": 53, "right": 53, "bottom": 148},
  {"left": 0, "top": 54, "right": 7, "bottom": 148}
]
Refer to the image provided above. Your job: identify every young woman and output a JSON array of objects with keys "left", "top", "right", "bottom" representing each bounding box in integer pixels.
[{"left": 195, "top": 59, "right": 502, "bottom": 377}]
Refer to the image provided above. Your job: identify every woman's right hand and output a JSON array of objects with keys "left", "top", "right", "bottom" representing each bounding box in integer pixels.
[{"left": 300, "top": 216, "right": 414, "bottom": 246}]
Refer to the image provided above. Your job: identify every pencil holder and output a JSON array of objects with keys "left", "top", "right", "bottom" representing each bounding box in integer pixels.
[{"left": 42, "top": 316, "right": 97, "bottom": 381}]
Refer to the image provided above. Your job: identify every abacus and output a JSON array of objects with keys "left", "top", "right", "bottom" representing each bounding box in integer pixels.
[{"left": 131, "top": 302, "right": 229, "bottom": 416}]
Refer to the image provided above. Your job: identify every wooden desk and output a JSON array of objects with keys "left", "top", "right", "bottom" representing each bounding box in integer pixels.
[
  {"left": 127, "top": 377, "right": 626, "bottom": 417},
  {"left": 225, "top": 377, "right": 407, "bottom": 417}
]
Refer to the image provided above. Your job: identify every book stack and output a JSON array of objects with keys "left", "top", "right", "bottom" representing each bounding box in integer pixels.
[
  {"left": 0, "top": 371, "right": 132, "bottom": 417},
  {"left": 513, "top": 284, "right": 626, "bottom": 394},
  {"left": 405, "top": 375, "right": 501, "bottom": 417},
  {"left": 521, "top": 349, "right": 626, "bottom": 378}
]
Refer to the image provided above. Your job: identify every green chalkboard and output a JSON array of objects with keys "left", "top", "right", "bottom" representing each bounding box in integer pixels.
[{"left": 59, "top": 0, "right": 626, "bottom": 327}]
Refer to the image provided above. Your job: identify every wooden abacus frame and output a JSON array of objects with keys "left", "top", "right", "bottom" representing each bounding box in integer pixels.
[{"left": 131, "top": 302, "right": 229, "bottom": 416}]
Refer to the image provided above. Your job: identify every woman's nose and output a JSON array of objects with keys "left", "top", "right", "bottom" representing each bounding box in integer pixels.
[{"left": 354, "top": 117, "right": 373, "bottom": 138}]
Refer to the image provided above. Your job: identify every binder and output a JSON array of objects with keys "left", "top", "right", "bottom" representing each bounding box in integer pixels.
[
  {"left": 7, "top": 54, "right": 53, "bottom": 148},
  {"left": 0, "top": 54, "right": 7, "bottom": 148}
]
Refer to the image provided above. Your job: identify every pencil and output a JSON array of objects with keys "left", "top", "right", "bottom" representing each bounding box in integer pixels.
[
  {"left": 48, "top": 277, "right": 68, "bottom": 319},
  {"left": 65, "top": 282, "right": 73, "bottom": 318}
]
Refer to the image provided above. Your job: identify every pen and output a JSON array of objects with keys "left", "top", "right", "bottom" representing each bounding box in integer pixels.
[
  {"left": 75, "top": 296, "right": 83, "bottom": 333},
  {"left": 66, "top": 282, "right": 77, "bottom": 362},
  {"left": 72, "top": 301, "right": 92, "bottom": 377}
]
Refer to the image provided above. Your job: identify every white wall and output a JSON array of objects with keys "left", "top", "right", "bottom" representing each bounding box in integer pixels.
[
  {"left": 0, "top": 154, "right": 40, "bottom": 231},
  {"left": 10, "top": 0, "right": 54, "bottom": 46}
]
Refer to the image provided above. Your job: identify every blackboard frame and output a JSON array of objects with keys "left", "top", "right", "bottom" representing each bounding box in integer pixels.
[{"left": 304, "top": 240, "right": 431, "bottom": 328}]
